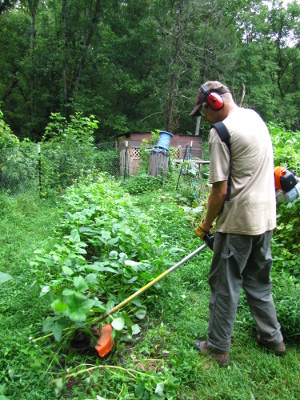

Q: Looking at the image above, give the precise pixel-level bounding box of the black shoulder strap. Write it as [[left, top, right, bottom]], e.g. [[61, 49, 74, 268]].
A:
[[212, 122, 232, 201], [213, 122, 230, 149]]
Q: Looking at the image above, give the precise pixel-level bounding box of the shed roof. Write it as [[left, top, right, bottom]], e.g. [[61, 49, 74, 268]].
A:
[[114, 131, 201, 138]]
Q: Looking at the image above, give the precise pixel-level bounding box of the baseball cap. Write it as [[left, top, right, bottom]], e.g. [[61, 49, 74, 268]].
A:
[[190, 81, 231, 117]]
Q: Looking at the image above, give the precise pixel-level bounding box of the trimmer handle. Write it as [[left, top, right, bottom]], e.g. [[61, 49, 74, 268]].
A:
[[204, 234, 214, 250]]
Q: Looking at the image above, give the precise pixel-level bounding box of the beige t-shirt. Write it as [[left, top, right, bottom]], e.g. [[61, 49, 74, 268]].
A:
[[208, 108, 276, 235]]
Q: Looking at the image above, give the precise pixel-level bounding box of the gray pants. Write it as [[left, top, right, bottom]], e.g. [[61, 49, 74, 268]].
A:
[[207, 231, 283, 353]]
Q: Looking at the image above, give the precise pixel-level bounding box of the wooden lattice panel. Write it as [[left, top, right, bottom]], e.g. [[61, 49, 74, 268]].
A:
[[130, 147, 141, 159], [173, 146, 181, 159]]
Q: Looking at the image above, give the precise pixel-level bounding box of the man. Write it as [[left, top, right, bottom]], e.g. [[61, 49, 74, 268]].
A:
[[190, 81, 285, 367]]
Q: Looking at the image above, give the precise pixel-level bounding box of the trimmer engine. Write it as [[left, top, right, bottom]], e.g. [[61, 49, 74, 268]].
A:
[[274, 166, 300, 203]]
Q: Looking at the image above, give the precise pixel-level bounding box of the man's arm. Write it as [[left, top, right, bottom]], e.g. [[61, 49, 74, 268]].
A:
[[202, 180, 228, 231]]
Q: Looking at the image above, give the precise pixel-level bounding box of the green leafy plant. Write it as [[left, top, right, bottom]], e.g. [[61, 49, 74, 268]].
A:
[[122, 173, 163, 195], [33, 173, 164, 344], [138, 130, 162, 172], [0, 109, 19, 149]]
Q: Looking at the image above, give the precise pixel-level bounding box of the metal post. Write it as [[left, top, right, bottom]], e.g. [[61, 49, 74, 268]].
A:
[[37, 143, 42, 198], [124, 141, 128, 180]]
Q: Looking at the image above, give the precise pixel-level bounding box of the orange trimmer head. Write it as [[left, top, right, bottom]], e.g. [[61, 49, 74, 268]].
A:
[[93, 242, 209, 358], [95, 324, 114, 357]]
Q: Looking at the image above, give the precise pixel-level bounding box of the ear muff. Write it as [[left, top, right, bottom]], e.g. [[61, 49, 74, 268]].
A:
[[201, 84, 224, 111]]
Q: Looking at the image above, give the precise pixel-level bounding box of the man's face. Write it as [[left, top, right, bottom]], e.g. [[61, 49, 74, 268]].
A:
[[200, 102, 217, 124]]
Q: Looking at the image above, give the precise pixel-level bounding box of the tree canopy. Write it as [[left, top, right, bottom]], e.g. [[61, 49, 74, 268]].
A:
[[0, 0, 299, 140]]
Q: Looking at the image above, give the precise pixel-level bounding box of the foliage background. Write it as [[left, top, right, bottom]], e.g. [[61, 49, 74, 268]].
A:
[[0, 0, 299, 141]]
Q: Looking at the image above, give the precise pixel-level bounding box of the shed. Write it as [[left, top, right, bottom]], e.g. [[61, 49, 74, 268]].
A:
[[115, 132, 204, 176]]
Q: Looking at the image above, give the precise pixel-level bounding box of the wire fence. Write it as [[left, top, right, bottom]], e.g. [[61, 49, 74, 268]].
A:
[[0, 143, 40, 194], [0, 142, 121, 195], [1, 141, 209, 202], [95, 142, 121, 177]]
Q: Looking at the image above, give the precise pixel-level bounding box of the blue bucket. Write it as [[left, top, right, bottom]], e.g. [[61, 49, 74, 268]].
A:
[[156, 131, 173, 151]]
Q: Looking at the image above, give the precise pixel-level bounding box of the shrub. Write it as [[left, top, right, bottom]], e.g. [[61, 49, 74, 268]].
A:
[[41, 112, 99, 193], [269, 123, 300, 274], [0, 109, 19, 149], [269, 123, 300, 170], [268, 123, 300, 340], [1, 111, 38, 193]]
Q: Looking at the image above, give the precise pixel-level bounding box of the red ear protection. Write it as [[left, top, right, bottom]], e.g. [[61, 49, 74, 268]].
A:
[[201, 84, 224, 111]]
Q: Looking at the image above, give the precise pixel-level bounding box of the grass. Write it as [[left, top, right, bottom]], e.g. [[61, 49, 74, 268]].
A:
[[148, 272, 300, 400], [0, 188, 299, 399], [0, 191, 61, 398]]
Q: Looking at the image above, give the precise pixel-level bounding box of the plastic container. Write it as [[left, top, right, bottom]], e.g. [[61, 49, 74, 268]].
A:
[[156, 131, 173, 151]]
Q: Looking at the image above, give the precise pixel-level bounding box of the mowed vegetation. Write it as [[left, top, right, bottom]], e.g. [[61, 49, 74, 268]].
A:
[[0, 123, 299, 399]]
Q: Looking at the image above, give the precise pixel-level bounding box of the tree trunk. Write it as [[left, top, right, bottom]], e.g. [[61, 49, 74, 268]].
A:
[[62, 0, 68, 111], [73, 0, 101, 94], [194, 116, 201, 136], [148, 151, 170, 177], [200, 20, 209, 83], [28, 0, 39, 121], [165, 0, 184, 132]]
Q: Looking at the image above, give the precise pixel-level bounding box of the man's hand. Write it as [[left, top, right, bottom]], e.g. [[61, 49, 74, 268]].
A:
[[195, 220, 211, 240]]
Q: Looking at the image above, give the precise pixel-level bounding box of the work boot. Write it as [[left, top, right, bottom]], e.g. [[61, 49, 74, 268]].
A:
[[257, 335, 286, 356], [195, 340, 229, 367]]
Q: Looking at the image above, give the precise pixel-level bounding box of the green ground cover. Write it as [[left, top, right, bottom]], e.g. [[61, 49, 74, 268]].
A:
[[0, 178, 299, 399]]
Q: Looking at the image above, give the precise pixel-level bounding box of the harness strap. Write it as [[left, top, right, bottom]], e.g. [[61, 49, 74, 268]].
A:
[[213, 122, 232, 201]]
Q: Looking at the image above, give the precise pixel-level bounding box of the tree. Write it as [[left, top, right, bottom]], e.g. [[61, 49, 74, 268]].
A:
[[27, 0, 40, 121], [0, 0, 18, 15], [233, 0, 300, 129], [0, 0, 299, 140]]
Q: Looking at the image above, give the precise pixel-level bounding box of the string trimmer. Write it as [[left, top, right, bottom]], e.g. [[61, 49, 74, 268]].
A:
[[94, 235, 214, 357]]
